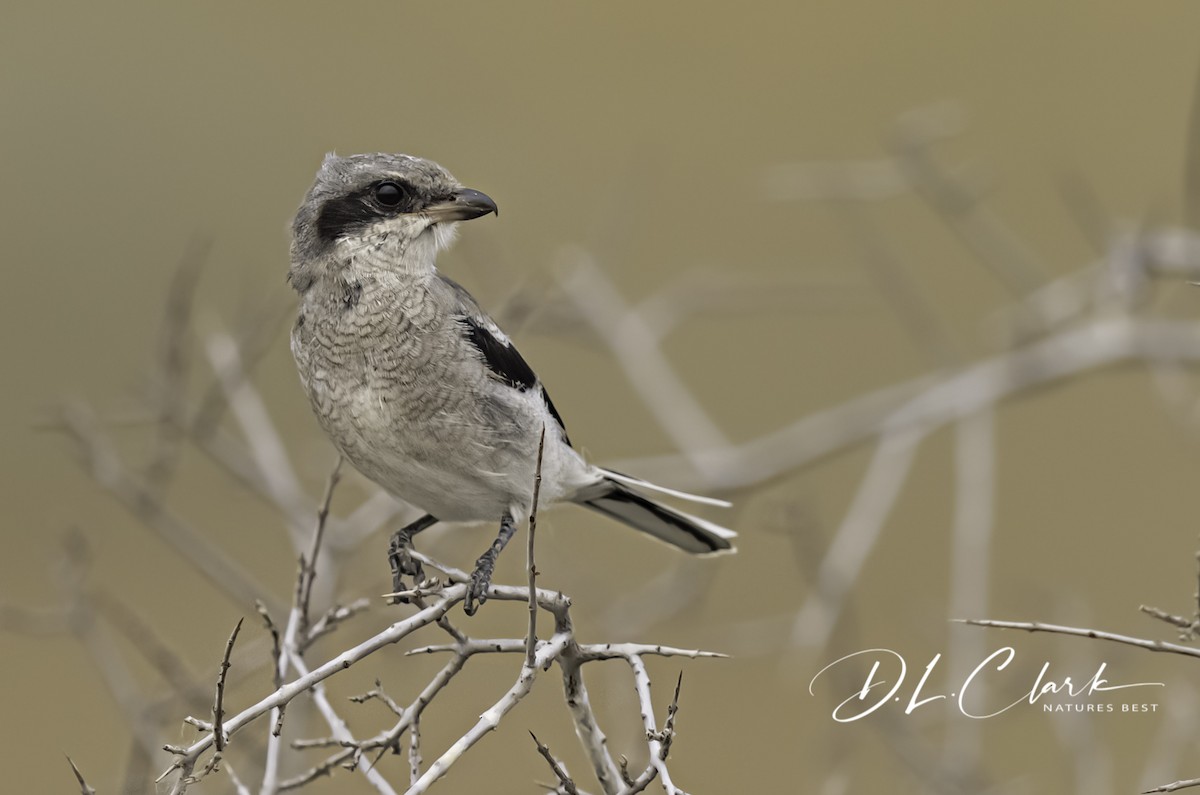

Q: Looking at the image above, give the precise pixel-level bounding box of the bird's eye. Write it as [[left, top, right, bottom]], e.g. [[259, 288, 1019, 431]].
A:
[[374, 181, 405, 207]]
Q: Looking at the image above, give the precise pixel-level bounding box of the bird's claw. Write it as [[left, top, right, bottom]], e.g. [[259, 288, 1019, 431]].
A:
[[464, 557, 496, 616], [387, 533, 425, 604], [463, 513, 516, 616]]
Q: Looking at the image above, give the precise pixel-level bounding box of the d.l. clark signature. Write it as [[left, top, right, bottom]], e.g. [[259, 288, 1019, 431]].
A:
[[809, 647, 1163, 722]]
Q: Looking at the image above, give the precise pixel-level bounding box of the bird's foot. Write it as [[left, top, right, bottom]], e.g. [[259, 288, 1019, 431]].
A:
[[387, 538, 423, 604], [464, 554, 496, 616], [463, 513, 518, 616], [387, 515, 438, 604]]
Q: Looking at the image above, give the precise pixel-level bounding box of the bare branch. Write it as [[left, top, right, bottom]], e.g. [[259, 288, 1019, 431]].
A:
[[1145, 777, 1200, 794], [531, 731, 579, 795], [406, 632, 573, 794], [958, 618, 1200, 659], [163, 596, 459, 788], [409, 715, 422, 786], [626, 655, 680, 795], [1140, 604, 1199, 637], [560, 658, 622, 795], [348, 682, 403, 720], [212, 617, 244, 754], [298, 457, 343, 635], [67, 756, 97, 795], [255, 600, 282, 688], [306, 598, 371, 648], [285, 650, 399, 795], [527, 425, 546, 670]]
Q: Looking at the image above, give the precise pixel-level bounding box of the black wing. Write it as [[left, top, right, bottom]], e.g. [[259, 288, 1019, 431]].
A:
[[459, 316, 536, 391], [452, 297, 573, 448], [539, 386, 570, 447]]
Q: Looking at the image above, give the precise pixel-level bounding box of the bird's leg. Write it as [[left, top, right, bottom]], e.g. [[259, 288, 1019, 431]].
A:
[[388, 513, 439, 602], [464, 512, 517, 616]]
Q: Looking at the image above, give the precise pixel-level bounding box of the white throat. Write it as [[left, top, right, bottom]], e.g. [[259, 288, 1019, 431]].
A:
[[337, 219, 459, 279]]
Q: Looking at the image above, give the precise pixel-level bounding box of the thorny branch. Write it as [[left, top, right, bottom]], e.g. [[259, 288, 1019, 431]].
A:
[[67, 756, 97, 795], [531, 731, 579, 795], [156, 547, 720, 794], [297, 456, 343, 639], [527, 425, 546, 670], [213, 618, 244, 754]]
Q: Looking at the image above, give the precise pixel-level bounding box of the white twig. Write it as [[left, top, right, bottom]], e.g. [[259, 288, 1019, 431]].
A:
[[298, 457, 343, 636], [287, 650, 399, 795], [165, 596, 459, 790], [409, 715, 422, 786], [211, 617, 244, 756], [1145, 778, 1200, 794], [406, 632, 573, 794], [626, 655, 679, 795], [527, 426, 546, 670], [531, 731, 579, 795], [408, 639, 724, 661], [67, 756, 97, 795], [958, 618, 1200, 659], [561, 661, 623, 795]]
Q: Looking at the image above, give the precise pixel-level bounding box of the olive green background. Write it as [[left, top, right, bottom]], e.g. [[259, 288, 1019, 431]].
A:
[[5, 2, 1200, 793]]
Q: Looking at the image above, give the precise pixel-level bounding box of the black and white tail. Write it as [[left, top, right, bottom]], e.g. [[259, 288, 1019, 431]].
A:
[[577, 470, 736, 555]]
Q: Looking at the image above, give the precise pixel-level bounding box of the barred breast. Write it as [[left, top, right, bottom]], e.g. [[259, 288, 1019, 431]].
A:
[[291, 271, 528, 521]]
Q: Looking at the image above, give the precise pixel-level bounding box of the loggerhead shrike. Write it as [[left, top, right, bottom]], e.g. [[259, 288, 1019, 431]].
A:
[[288, 153, 735, 613]]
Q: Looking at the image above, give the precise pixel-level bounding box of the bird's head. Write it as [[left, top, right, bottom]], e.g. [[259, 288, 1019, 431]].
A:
[[288, 152, 497, 291]]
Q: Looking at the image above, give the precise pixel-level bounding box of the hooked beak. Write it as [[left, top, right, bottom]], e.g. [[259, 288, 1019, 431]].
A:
[[423, 188, 498, 223]]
